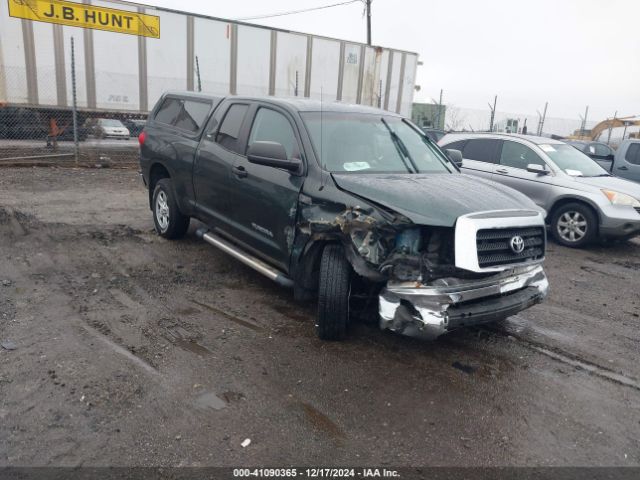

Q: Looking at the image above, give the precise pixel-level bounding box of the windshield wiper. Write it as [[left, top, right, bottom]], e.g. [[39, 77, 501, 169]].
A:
[[380, 117, 418, 173]]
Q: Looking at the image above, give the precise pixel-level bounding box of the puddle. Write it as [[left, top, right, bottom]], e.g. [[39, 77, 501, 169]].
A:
[[175, 306, 201, 316], [173, 338, 212, 356], [452, 361, 476, 375], [165, 326, 212, 356], [191, 299, 263, 332], [194, 391, 226, 411], [301, 402, 345, 439]]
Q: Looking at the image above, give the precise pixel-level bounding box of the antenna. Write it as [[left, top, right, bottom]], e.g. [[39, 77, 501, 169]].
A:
[[319, 86, 326, 190]]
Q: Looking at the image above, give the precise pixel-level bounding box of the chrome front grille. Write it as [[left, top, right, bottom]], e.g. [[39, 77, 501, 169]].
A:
[[476, 227, 545, 268]]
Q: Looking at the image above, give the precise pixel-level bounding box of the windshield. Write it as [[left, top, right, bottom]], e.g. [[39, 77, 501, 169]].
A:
[[99, 119, 124, 127], [541, 143, 609, 177], [301, 112, 453, 174]]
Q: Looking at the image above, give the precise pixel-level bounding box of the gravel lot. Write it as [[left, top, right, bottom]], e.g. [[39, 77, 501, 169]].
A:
[[0, 167, 639, 467]]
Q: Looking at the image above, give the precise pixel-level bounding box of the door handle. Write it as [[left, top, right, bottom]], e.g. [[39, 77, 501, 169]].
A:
[[495, 168, 509, 174], [618, 166, 629, 171], [232, 165, 248, 178]]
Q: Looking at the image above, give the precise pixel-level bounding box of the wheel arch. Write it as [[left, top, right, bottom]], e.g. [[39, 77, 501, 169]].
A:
[[548, 196, 601, 223], [148, 162, 172, 209]]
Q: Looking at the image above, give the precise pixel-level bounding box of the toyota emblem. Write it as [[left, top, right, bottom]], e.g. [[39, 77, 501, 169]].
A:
[[510, 235, 525, 254]]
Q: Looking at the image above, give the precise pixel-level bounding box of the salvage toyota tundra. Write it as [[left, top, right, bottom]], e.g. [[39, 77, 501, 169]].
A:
[[139, 92, 549, 340]]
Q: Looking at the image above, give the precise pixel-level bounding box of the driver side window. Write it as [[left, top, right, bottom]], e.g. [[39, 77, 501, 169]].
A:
[[500, 141, 544, 170], [248, 108, 299, 159]]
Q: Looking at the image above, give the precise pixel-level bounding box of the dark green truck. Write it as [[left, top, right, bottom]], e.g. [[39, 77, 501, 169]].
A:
[[139, 92, 549, 341]]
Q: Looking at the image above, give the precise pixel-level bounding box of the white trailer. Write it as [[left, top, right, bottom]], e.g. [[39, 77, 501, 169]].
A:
[[0, 0, 418, 116]]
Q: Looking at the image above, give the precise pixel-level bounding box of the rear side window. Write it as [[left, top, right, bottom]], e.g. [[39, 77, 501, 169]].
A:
[[248, 108, 299, 159], [444, 140, 466, 151], [216, 104, 249, 153], [154, 97, 211, 133], [625, 143, 640, 165], [173, 100, 211, 132], [154, 98, 182, 125], [462, 139, 499, 163]]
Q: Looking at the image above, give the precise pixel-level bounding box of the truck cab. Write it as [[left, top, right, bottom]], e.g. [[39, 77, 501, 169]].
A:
[[611, 140, 640, 183]]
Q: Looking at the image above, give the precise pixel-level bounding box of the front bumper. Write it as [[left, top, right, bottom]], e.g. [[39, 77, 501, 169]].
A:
[[379, 264, 548, 340], [598, 204, 640, 238]]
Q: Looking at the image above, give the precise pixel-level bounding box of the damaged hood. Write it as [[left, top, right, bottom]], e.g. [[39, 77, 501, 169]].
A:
[[332, 173, 540, 227]]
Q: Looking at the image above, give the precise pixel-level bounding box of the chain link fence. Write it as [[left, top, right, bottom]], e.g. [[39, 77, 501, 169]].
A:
[[0, 39, 142, 168]]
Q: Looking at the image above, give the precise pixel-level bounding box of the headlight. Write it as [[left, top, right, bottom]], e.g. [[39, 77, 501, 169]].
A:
[[601, 189, 640, 207]]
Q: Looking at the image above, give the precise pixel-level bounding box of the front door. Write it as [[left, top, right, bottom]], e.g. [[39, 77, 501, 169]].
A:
[[227, 105, 305, 272], [616, 143, 640, 183], [493, 140, 552, 208]]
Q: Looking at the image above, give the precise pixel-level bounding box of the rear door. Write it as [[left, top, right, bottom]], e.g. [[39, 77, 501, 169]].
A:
[[459, 138, 502, 180], [615, 142, 640, 183], [227, 104, 306, 272], [494, 140, 552, 208], [193, 102, 251, 231]]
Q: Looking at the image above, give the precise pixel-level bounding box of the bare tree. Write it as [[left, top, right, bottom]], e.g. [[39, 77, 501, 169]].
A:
[[445, 105, 466, 132]]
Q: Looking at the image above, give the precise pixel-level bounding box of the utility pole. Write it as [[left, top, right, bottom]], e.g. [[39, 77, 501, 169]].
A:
[[71, 37, 79, 164], [366, 0, 372, 46], [537, 102, 548, 136], [436, 89, 443, 129], [606, 111, 617, 145], [579, 105, 589, 137], [195, 55, 202, 92], [488, 95, 497, 132]]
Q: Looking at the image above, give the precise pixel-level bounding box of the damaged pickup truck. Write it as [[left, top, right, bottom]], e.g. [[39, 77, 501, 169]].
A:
[[139, 92, 549, 340]]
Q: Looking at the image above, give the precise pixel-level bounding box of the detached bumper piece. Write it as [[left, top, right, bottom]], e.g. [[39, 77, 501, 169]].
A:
[[379, 264, 548, 340]]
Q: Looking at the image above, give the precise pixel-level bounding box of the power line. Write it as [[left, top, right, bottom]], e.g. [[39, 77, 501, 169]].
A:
[[236, 0, 362, 21]]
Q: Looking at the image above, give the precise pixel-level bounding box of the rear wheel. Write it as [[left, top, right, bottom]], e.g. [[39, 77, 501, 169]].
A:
[[316, 245, 351, 340], [550, 202, 597, 248], [152, 178, 190, 239]]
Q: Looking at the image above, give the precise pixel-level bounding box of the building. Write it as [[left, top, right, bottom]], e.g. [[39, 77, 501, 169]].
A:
[[412, 102, 446, 130]]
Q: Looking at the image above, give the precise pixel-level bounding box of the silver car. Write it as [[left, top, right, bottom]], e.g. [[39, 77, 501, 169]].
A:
[[439, 133, 640, 247]]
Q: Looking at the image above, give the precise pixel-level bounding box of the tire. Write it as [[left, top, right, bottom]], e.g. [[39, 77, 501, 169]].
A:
[[152, 178, 190, 239], [550, 202, 597, 248], [316, 244, 351, 340]]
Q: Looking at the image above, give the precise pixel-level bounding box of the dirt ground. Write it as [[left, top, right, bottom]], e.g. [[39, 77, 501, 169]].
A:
[[0, 167, 639, 467]]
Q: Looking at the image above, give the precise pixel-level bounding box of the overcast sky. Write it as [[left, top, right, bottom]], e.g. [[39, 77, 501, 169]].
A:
[[149, 0, 639, 122]]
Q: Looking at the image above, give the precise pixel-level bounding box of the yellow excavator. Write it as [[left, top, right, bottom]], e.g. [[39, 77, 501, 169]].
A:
[[567, 115, 640, 141]]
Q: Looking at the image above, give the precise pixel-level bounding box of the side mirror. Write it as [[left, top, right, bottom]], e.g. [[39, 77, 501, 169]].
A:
[[527, 163, 549, 175], [445, 149, 463, 168], [606, 153, 615, 161], [247, 141, 301, 173]]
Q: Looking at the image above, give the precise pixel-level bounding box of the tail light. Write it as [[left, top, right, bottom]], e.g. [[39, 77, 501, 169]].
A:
[[138, 131, 146, 146]]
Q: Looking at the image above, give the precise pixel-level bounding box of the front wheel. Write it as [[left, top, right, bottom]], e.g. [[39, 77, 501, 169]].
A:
[[550, 202, 597, 248], [316, 245, 351, 340], [152, 178, 190, 239]]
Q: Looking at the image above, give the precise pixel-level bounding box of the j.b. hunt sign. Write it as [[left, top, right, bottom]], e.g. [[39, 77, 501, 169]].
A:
[[8, 0, 160, 38]]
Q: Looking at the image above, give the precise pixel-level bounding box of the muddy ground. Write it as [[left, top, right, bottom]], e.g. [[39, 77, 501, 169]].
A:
[[0, 167, 639, 467]]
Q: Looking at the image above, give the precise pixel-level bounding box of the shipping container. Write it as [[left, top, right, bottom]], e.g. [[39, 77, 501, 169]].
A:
[[0, 0, 418, 116]]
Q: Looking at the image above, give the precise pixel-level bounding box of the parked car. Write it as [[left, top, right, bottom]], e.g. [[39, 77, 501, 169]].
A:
[[86, 118, 130, 139], [122, 119, 147, 137], [0, 107, 48, 139], [565, 140, 615, 170], [610, 139, 640, 183], [421, 127, 446, 143], [439, 133, 640, 247], [139, 92, 549, 341]]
